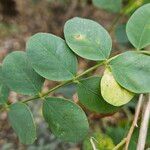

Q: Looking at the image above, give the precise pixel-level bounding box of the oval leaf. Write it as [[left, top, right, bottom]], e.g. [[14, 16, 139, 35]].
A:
[[64, 17, 112, 60], [101, 69, 134, 106], [43, 97, 89, 142], [92, 0, 122, 13], [26, 33, 77, 81], [77, 76, 120, 113], [8, 102, 36, 144], [0, 65, 9, 105], [109, 51, 150, 93], [2, 51, 44, 95], [126, 3, 150, 49]]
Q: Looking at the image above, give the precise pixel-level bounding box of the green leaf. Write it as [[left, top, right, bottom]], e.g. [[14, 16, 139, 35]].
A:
[[26, 33, 77, 81], [8, 102, 36, 144], [64, 17, 112, 61], [106, 121, 150, 150], [126, 3, 150, 49], [92, 0, 122, 13], [109, 51, 150, 93], [101, 69, 134, 106], [0, 66, 9, 105], [43, 97, 89, 142], [144, 0, 150, 4], [2, 51, 44, 95], [106, 126, 126, 145], [83, 131, 115, 150], [77, 76, 120, 113]]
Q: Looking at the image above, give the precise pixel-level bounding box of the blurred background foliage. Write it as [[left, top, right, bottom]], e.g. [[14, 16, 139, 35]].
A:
[[0, 0, 150, 149]]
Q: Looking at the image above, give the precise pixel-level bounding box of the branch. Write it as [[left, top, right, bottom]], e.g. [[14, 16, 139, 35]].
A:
[[113, 138, 126, 150], [136, 94, 150, 150], [108, 94, 144, 150], [90, 137, 97, 150], [108, 0, 141, 33], [21, 62, 104, 103], [125, 94, 144, 150]]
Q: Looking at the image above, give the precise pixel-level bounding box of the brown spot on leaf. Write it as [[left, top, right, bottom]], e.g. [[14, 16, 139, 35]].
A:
[[74, 34, 85, 40]]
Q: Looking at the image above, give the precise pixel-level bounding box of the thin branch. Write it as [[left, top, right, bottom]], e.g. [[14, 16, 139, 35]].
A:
[[21, 62, 104, 103], [108, 0, 141, 33], [110, 94, 144, 150], [113, 138, 126, 150], [90, 137, 98, 150], [125, 94, 144, 150], [107, 0, 129, 33], [136, 94, 150, 150]]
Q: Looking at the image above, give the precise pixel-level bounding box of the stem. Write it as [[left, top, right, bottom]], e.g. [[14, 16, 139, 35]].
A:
[[22, 95, 39, 103], [136, 94, 150, 150], [108, 0, 141, 33], [107, 0, 129, 33], [22, 62, 104, 103], [140, 50, 150, 55], [113, 94, 144, 150], [41, 80, 72, 98], [90, 137, 97, 150], [125, 94, 144, 150], [113, 138, 126, 150], [75, 63, 103, 79]]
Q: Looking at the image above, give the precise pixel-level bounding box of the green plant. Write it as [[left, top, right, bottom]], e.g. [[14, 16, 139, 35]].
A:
[[83, 130, 115, 150], [92, 0, 149, 14], [0, 3, 150, 149], [92, 0, 122, 13]]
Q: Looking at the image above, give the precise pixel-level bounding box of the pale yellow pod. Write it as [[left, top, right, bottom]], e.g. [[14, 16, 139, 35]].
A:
[[100, 68, 134, 106]]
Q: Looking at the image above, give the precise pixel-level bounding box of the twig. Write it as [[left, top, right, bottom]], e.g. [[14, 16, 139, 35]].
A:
[[111, 94, 144, 150], [136, 94, 150, 150], [125, 94, 144, 150], [90, 137, 97, 150], [113, 138, 126, 150], [21, 62, 104, 103], [108, 0, 141, 33]]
